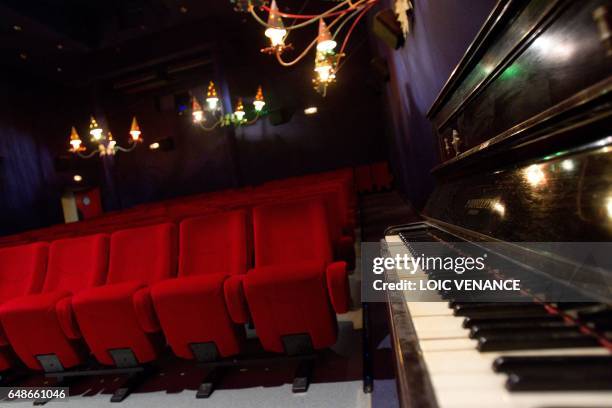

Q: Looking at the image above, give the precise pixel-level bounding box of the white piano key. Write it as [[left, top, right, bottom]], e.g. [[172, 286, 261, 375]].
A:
[[422, 347, 611, 375], [419, 338, 477, 352], [407, 302, 453, 317], [434, 385, 612, 408], [412, 315, 468, 339]]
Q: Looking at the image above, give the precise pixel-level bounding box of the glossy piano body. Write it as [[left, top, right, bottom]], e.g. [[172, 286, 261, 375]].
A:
[[383, 0, 612, 406]]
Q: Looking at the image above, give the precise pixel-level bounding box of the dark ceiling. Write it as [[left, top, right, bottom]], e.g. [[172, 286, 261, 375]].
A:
[[0, 0, 376, 101]]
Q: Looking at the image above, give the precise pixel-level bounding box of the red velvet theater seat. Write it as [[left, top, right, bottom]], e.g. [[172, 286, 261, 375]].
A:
[[0, 234, 108, 371], [151, 210, 249, 361], [72, 223, 177, 366], [0, 243, 48, 371], [243, 199, 350, 354]]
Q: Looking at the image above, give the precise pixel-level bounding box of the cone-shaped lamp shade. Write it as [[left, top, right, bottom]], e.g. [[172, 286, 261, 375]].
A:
[[206, 81, 219, 110], [316, 19, 336, 52], [253, 86, 266, 112], [129, 116, 142, 141], [265, 0, 286, 47]]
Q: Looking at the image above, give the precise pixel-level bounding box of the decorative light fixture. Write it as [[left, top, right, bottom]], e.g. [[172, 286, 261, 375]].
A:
[[234, 98, 246, 122], [190, 81, 268, 131], [205, 81, 219, 111], [262, 0, 289, 53], [253, 86, 266, 112], [243, 0, 381, 95], [68, 116, 143, 158]]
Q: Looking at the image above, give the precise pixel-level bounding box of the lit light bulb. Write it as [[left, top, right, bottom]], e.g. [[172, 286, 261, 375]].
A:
[[73, 174, 82, 182], [315, 64, 333, 82], [253, 100, 265, 112], [149, 142, 160, 150], [317, 39, 337, 52], [206, 97, 218, 111], [192, 109, 204, 123], [70, 139, 82, 151], [265, 27, 287, 47]]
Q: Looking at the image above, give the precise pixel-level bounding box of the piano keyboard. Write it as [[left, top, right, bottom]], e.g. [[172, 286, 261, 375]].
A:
[[384, 233, 612, 408]]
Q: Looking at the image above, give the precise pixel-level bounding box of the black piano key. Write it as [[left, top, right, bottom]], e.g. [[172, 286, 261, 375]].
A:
[[462, 314, 563, 329], [470, 324, 579, 339], [577, 307, 612, 330], [477, 331, 600, 352], [454, 304, 549, 318], [552, 302, 600, 311], [506, 371, 612, 391], [469, 319, 570, 334], [493, 355, 612, 374]]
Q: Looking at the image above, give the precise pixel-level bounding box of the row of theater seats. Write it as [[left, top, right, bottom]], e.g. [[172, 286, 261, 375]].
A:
[[0, 170, 356, 396], [0, 167, 358, 251]]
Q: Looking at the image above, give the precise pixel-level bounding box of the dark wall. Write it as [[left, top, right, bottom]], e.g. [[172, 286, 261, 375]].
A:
[[378, 0, 496, 209], [0, 72, 65, 235]]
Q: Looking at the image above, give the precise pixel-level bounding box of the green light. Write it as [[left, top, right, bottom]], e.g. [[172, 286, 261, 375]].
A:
[[500, 64, 520, 80]]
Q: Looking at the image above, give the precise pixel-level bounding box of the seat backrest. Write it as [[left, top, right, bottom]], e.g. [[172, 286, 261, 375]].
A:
[[43, 234, 109, 293], [107, 223, 177, 285], [0, 242, 48, 303], [253, 199, 332, 267], [179, 210, 249, 277]]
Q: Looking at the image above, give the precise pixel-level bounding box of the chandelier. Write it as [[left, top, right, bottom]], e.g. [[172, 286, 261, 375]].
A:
[[68, 116, 143, 158], [237, 0, 379, 96], [190, 81, 267, 131]]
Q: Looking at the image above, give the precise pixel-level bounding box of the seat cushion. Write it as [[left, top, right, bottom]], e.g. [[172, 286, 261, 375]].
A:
[[244, 260, 338, 353], [152, 274, 244, 359], [0, 291, 87, 370], [72, 281, 162, 365]]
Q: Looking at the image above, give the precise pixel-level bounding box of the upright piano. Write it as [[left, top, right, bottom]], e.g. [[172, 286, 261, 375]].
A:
[[383, 0, 612, 406]]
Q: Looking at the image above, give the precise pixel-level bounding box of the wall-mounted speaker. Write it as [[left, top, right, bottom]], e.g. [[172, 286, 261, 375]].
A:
[[373, 9, 405, 50]]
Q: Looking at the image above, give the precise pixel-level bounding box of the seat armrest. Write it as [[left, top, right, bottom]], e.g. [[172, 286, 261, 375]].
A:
[[56, 297, 82, 340], [326, 261, 350, 314], [133, 287, 161, 333], [224, 275, 250, 324]]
